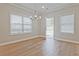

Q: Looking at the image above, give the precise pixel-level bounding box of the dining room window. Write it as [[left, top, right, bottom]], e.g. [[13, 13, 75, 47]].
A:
[[60, 14, 74, 34], [10, 14, 32, 34], [23, 17, 32, 33]]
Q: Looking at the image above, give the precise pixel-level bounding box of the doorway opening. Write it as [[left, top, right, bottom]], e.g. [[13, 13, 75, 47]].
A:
[[46, 17, 54, 39]]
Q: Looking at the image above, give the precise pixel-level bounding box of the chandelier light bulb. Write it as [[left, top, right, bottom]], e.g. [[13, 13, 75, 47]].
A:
[[39, 16, 42, 19], [34, 15, 37, 17], [42, 5, 45, 8]]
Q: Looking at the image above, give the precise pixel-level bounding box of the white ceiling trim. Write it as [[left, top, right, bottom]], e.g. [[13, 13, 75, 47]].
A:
[[8, 3, 79, 16], [8, 3, 34, 14]]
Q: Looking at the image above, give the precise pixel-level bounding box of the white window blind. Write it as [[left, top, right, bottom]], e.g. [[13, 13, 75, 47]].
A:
[[23, 17, 32, 33], [10, 14, 32, 34], [10, 14, 22, 34], [60, 14, 74, 33]]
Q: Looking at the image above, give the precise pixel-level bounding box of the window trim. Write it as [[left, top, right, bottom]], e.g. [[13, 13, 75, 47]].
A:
[[60, 14, 74, 34], [10, 14, 32, 35]]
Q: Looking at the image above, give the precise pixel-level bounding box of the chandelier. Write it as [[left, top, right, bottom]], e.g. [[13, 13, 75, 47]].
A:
[[30, 10, 42, 20]]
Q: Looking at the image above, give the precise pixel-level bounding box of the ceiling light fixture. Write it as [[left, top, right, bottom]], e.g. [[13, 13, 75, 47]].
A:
[[31, 10, 42, 20]]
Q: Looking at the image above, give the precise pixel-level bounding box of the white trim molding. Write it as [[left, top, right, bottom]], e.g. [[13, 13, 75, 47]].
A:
[[0, 35, 45, 46], [8, 4, 33, 14], [55, 37, 79, 44]]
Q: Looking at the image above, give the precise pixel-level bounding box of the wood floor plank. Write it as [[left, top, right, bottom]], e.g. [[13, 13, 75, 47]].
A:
[[0, 37, 79, 56]]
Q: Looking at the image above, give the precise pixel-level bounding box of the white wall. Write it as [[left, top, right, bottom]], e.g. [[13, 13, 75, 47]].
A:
[[40, 16, 46, 37], [1, 3, 79, 44], [0, 4, 43, 44]]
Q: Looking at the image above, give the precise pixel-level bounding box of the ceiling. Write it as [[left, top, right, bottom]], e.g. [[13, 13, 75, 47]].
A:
[[14, 3, 78, 15]]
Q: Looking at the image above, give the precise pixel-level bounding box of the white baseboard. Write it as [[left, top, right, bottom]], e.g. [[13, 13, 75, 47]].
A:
[[0, 35, 44, 46], [55, 37, 79, 44], [39, 35, 46, 38]]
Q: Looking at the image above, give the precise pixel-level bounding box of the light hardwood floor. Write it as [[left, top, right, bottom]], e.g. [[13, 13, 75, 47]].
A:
[[0, 37, 79, 56]]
